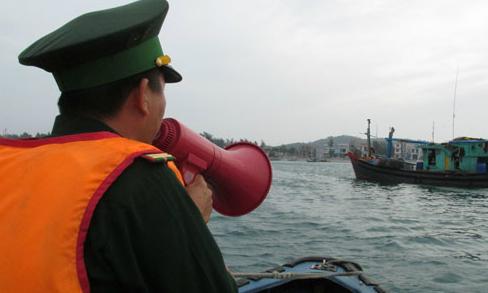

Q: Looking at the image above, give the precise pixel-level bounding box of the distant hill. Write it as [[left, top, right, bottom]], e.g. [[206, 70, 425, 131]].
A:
[[264, 135, 389, 161], [275, 135, 367, 149], [313, 135, 366, 147]]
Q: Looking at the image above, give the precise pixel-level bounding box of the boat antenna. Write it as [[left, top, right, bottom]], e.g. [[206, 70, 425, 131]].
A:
[[452, 66, 459, 139], [432, 121, 435, 143], [366, 119, 372, 157]]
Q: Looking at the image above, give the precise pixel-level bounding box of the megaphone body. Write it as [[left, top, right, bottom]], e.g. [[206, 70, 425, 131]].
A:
[[153, 118, 272, 216]]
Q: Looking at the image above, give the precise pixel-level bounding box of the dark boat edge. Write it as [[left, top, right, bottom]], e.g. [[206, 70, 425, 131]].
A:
[[346, 152, 488, 188]]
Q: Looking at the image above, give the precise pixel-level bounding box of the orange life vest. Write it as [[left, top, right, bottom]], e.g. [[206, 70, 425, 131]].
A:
[[0, 132, 183, 293]]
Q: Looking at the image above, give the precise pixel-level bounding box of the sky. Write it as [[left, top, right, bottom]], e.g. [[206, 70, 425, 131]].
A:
[[1, 0, 488, 146]]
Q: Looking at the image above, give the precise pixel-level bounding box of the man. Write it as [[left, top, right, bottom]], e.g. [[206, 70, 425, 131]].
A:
[[0, 0, 237, 292]]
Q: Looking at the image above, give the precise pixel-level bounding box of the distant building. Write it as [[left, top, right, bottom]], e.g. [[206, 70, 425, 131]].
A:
[[392, 141, 423, 161], [358, 142, 422, 161], [358, 144, 369, 157], [314, 147, 327, 161], [324, 143, 351, 157]]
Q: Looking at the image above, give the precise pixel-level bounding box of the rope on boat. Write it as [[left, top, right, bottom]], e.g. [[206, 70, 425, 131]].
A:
[[231, 270, 362, 280]]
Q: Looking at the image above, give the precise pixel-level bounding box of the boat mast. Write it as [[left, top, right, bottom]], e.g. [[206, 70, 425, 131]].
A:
[[432, 121, 435, 143], [367, 119, 372, 157], [452, 67, 459, 139]]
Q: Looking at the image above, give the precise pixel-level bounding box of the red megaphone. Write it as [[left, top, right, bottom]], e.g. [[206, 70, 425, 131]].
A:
[[153, 118, 272, 217]]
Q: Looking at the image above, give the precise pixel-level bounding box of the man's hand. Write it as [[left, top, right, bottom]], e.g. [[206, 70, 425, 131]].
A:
[[185, 175, 213, 223]]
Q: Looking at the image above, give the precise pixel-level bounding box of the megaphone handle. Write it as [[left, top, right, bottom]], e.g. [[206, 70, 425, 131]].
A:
[[179, 153, 209, 185]]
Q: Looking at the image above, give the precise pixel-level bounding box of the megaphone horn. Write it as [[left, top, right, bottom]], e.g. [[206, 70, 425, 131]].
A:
[[154, 118, 273, 217]]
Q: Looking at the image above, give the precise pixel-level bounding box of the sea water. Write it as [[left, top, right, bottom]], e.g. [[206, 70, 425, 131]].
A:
[[209, 161, 488, 293]]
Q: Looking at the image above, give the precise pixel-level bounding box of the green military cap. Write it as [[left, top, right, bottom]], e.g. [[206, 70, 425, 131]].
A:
[[18, 0, 182, 92]]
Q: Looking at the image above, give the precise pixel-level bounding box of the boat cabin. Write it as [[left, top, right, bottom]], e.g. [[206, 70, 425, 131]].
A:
[[420, 138, 488, 173]]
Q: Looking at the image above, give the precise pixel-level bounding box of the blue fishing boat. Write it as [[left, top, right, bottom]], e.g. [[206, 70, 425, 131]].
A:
[[235, 256, 386, 293]]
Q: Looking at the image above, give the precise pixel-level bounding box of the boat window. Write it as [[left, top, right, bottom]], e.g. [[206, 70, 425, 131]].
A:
[[478, 157, 488, 164], [451, 148, 461, 170], [428, 150, 436, 165]]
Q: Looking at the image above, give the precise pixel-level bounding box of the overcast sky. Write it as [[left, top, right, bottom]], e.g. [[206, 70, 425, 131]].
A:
[[1, 0, 488, 145]]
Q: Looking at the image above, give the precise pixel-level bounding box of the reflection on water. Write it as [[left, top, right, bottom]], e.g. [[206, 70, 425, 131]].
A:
[[209, 161, 488, 293]]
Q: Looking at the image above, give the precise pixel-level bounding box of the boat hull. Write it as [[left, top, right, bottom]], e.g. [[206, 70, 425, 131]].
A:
[[347, 153, 488, 188]]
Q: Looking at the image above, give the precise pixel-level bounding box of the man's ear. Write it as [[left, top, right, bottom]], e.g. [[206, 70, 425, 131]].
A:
[[131, 78, 151, 116]]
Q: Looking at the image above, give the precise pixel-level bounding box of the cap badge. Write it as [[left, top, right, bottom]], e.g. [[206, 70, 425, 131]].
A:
[[155, 55, 171, 67]]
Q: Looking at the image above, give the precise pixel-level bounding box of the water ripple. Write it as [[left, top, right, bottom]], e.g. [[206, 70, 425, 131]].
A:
[[209, 161, 488, 293]]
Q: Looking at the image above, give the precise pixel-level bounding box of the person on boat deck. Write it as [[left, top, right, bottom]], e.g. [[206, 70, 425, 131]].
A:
[[0, 0, 237, 292]]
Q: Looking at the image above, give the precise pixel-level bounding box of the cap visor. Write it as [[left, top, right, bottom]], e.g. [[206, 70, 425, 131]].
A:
[[160, 65, 182, 83]]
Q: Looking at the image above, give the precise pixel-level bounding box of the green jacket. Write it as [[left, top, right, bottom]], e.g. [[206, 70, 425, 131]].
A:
[[52, 115, 237, 293]]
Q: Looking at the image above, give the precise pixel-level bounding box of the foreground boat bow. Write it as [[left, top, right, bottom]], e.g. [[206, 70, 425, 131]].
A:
[[235, 256, 385, 293]]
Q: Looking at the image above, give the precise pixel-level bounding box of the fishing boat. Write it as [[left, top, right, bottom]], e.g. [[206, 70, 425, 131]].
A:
[[347, 121, 488, 188], [234, 256, 386, 293]]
